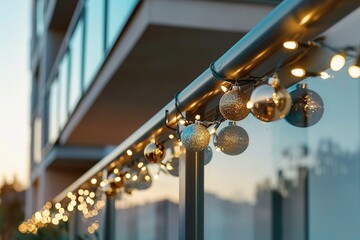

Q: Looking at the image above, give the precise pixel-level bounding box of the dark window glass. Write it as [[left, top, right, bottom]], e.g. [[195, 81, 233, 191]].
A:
[[69, 19, 84, 114], [106, 0, 139, 49], [84, 0, 105, 90]]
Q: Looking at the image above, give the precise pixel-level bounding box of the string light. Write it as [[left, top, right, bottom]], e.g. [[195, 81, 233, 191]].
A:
[[126, 149, 133, 156], [330, 52, 346, 71], [283, 40, 299, 50], [291, 68, 307, 77]]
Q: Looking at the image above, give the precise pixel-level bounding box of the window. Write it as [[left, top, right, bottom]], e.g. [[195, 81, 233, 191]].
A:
[[106, 0, 139, 49], [69, 19, 84, 113], [204, 63, 360, 239], [35, 0, 44, 38], [59, 52, 70, 130], [84, 0, 105, 90], [48, 78, 59, 144]]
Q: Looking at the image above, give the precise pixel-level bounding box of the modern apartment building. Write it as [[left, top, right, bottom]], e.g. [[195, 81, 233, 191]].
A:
[[26, 0, 360, 239]]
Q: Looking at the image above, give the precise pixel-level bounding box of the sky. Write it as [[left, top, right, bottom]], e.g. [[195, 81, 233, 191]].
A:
[[0, 1, 31, 187]]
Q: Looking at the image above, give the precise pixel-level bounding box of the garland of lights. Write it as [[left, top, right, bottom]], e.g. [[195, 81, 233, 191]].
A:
[[20, 38, 360, 236]]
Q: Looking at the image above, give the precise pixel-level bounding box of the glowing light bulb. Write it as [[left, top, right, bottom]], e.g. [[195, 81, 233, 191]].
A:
[[179, 119, 186, 125], [55, 203, 61, 209], [221, 86, 228, 92], [209, 128, 217, 135], [178, 141, 183, 147], [283, 41, 298, 50], [137, 162, 144, 168], [330, 53, 346, 71], [291, 68, 306, 77], [320, 71, 331, 80], [132, 175, 138, 181], [115, 176, 121, 182], [169, 134, 175, 139], [125, 173, 131, 179], [91, 178, 97, 185], [246, 101, 253, 109], [126, 150, 133, 156], [348, 65, 360, 78], [195, 115, 201, 120], [113, 168, 119, 174]]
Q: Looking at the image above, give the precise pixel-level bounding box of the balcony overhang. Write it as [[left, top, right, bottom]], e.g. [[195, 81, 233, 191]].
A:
[[59, 1, 274, 146]]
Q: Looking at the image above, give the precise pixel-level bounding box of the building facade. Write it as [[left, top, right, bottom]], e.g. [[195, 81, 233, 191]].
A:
[[26, 0, 360, 239]]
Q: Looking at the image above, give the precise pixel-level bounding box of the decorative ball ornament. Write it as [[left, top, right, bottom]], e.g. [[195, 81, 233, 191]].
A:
[[249, 75, 291, 122], [219, 85, 250, 121], [204, 146, 213, 165], [108, 173, 123, 189], [213, 122, 249, 155], [144, 142, 166, 164], [166, 157, 180, 177], [181, 122, 210, 152], [285, 83, 324, 127]]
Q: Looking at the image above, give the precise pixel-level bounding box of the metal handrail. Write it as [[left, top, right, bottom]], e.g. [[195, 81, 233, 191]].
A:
[[54, 0, 360, 202]]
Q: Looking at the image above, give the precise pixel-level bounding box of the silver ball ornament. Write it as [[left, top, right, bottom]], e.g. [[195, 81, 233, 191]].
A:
[[213, 122, 249, 156], [144, 142, 166, 164], [219, 86, 250, 121], [181, 123, 210, 152], [249, 76, 291, 122], [285, 83, 324, 127]]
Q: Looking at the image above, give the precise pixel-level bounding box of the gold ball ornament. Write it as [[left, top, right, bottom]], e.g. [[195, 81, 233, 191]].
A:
[[181, 123, 210, 152], [108, 173, 123, 189], [285, 83, 324, 127], [213, 122, 249, 156], [219, 86, 250, 121], [144, 142, 166, 164], [249, 75, 291, 122]]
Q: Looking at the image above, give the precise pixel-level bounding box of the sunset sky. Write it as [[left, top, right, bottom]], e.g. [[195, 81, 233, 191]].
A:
[[0, 1, 31, 187]]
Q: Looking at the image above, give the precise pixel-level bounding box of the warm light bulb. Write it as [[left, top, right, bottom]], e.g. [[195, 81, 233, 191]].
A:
[[348, 65, 360, 78], [283, 41, 298, 50], [221, 86, 228, 92], [99, 181, 106, 188], [246, 101, 253, 109], [126, 149, 133, 156], [209, 128, 217, 135], [132, 175, 138, 181], [195, 115, 201, 120], [115, 176, 121, 182], [137, 162, 144, 168], [91, 178, 97, 185], [179, 119, 186, 125], [113, 168, 119, 174], [55, 203, 61, 209], [320, 71, 331, 80], [178, 141, 183, 146], [330, 53, 346, 71], [125, 173, 131, 179], [291, 68, 306, 77], [169, 134, 175, 139]]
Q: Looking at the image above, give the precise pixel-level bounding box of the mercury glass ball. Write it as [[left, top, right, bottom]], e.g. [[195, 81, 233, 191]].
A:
[[181, 123, 210, 152], [204, 146, 213, 165], [213, 123, 249, 156], [135, 169, 152, 190], [108, 173, 123, 189], [285, 83, 324, 127], [166, 157, 180, 177], [144, 142, 166, 164], [249, 77, 291, 122], [219, 86, 250, 121]]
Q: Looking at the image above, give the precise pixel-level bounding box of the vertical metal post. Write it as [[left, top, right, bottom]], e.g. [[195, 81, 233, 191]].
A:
[[104, 197, 115, 240], [179, 113, 204, 240]]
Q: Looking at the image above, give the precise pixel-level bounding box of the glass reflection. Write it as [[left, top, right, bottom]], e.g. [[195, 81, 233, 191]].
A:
[[107, 0, 139, 49], [48, 78, 59, 144], [205, 62, 360, 240], [58, 53, 69, 129], [84, 0, 105, 91], [69, 19, 84, 113], [113, 149, 179, 240]]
